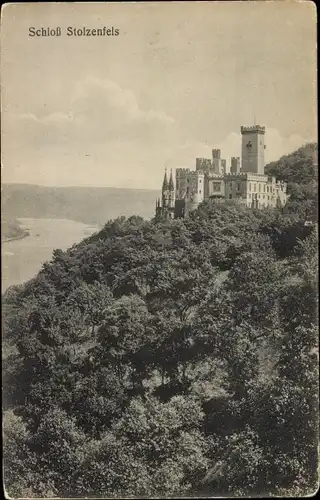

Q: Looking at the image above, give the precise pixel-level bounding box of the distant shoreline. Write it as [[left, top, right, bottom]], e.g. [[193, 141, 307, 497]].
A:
[[2, 232, 30, 244]]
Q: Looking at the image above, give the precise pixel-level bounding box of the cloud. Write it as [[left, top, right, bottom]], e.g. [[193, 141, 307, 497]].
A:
[[2, 77, 314, 188], [69, 76, 176, 143], [4, 76, 176, 146]]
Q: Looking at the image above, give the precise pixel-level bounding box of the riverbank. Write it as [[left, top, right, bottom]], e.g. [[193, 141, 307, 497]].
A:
[[2, 231, 30, 244], [2, 218, 98, 292]]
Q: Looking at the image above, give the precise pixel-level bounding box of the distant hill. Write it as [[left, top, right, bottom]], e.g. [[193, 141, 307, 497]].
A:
[[1, 184, 161, 226], [2, 143, 317, 227]]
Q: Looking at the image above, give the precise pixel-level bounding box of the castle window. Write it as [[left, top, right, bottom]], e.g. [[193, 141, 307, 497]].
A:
[[249, 183, 252, 191], [237, 183, 241, 191], [264, 185, 266, 192], [254, 184, 256, 191], [258, 184, 261, 192], [199, 190, 202, 194], [248, 193, 251, 198], [213, 182, 221, 191], [229, 194, 232, 199]]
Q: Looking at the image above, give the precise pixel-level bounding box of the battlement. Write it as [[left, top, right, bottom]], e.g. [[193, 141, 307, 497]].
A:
[[176, 168, 204, 177], [176, 168, 191, 174], [241, 125, 265, 134], [196, 157, 211, 164], [212, 149, 221, 158], [225, 172, 248, 177], [231, 157, 240, 161], [188, 170, 205, 177]]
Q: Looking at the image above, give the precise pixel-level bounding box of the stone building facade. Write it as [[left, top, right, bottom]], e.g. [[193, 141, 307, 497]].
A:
[[155, 125, 288, 220]]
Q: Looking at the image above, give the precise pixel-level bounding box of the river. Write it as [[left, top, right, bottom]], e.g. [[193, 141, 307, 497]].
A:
[[2, 218, 98, 293]]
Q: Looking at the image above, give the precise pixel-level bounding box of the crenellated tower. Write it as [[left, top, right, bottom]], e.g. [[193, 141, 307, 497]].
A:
[[231, 157, 241, 174], [241, 125, 266, 174], [155, 123, 287, 220]]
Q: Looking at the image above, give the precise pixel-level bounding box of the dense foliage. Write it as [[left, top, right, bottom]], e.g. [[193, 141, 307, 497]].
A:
[[265, 143, 318, 207], [3, 145, 318, 497]]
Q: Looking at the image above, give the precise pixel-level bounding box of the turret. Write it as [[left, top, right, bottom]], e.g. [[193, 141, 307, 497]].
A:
[[168, 169, 175, 208], [162, 168, 169, 208], [162, 168, 168, 191], [168, 169, 174, 191], [231, 157, 241, 174]]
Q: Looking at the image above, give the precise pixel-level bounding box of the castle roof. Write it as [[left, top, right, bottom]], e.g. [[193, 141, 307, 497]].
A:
[[162, 169, 168, 191], [168, 169, 174, 190]]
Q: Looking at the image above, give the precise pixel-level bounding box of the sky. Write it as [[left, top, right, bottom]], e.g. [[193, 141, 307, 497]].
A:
[[1, 1, 317, 189]]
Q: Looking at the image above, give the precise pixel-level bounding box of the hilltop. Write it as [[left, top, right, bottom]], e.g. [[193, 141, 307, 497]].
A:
[[2, 144, 318, 498], [265, 142, 318, 187]]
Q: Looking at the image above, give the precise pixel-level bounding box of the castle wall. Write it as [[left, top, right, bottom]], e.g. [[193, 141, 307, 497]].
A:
[[176, 168, 190, 199], [207, 174, 225, 198], [176, 168, 204, 203], [220, 173, 287, 209], [196, 158, 212, 174]]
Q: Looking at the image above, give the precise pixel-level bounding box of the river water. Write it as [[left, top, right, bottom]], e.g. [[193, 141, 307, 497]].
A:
[[2, 218, 98, 293]]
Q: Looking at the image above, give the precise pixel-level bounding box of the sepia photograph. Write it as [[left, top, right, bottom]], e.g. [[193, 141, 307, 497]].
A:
[[1, 1, 318, 498]]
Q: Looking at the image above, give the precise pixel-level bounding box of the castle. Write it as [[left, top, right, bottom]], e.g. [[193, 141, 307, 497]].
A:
[[155, 125, 288, 220]]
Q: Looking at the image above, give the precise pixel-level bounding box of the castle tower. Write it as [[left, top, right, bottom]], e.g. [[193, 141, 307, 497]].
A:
[[241, 125, 265, 175], [212, 149, 221, 174], [230, 157, 241, 174]]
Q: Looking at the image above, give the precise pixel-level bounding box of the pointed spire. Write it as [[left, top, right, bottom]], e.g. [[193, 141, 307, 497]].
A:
[[162, 168, 168, 192], [168, 169, 174, 191]]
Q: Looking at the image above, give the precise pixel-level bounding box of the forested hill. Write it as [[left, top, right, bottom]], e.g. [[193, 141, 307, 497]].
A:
[[2, 145, 318, 498], [2, 184, 160, 226], [265, 142, 318, 190]]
